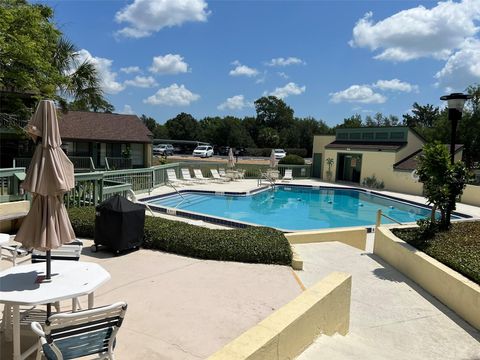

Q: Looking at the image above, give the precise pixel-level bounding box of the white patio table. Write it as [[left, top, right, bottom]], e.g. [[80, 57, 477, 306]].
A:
[[0, 260, 110, 360]]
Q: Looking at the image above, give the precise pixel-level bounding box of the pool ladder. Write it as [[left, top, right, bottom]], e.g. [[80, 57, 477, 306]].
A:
[[166, 181, 188, 208]]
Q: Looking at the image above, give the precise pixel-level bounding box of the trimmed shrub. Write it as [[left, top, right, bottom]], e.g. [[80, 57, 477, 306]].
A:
[[68, 207, 96, 238], [392, 221, 480, 285], [68, 206, 292, 265], [245, 148, 307, 158], [362, 175, 384, 189], [285, 148, 308, 157], [279, 154, 305, 165], [245, 148, 272, 157]]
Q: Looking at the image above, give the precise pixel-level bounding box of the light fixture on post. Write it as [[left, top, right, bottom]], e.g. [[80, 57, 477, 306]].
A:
[[440, 92, 472, 164]]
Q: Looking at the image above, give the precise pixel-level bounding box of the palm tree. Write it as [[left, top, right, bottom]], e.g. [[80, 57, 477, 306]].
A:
[[54, 37, 114, 112]]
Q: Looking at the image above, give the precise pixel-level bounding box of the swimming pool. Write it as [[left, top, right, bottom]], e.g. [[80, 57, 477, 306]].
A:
[[146, 185, 462, 231]]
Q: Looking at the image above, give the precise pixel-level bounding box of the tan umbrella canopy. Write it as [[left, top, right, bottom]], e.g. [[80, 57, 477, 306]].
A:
[[15, 100, 75, 283], [269, 149, 277, 168], [227, 148, 235, 169]]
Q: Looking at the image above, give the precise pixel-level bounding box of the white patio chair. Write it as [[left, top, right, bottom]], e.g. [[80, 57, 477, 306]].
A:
[[180, 168, 197, 185], [218, 168, 228, 177], [282, 169, 293, 182], [31, 302, 128, 360], [166, 169, 184, 186], [210, 169, 229, 183], [193, 169, 210, 183]]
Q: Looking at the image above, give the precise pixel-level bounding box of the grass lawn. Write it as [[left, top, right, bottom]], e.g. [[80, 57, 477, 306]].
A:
[[392, 221, 480, 285]]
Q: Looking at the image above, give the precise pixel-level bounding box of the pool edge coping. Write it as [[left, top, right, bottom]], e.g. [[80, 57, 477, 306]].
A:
[[140, 184, 472, 232]]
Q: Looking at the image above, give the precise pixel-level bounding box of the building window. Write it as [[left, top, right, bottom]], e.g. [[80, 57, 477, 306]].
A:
[[375, 132, 388, 140], [390, 132, 405, 140], [362, 132, 374, 140]]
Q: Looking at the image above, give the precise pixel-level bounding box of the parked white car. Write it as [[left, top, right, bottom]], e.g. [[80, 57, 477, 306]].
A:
[[193, 145, 214, 158], [153, 144, 174, 156], [274, 149, 287, 159]]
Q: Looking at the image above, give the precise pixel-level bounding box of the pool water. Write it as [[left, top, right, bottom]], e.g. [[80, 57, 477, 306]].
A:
[[147, 186, 457, 231]]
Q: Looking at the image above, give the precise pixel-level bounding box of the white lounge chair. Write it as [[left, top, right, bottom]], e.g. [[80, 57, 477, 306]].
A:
[[166, 169, 184, 186], [282, 169, 293, 182], [210, 169, 229, 182], [219, 168, 227, 177], [181, 168, 197, 185], [31, 302, 128, 360], [193, 169, 209, 183]]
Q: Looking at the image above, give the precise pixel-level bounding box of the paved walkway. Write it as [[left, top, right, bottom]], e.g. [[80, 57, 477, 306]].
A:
[[295, 240, 480, 360], [0, 239, 301, 359]]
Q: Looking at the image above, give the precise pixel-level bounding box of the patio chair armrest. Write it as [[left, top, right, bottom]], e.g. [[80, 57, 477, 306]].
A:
[[31, 322, 46, 337]]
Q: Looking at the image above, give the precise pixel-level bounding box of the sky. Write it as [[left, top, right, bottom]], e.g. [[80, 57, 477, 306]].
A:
[[38, 0, 480, 126]]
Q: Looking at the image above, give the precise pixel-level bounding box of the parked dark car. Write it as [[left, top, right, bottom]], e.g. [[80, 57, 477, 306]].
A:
[[216, 146, 231, 156], [234, 147, 247, 156], [216, 146, 247, 156]]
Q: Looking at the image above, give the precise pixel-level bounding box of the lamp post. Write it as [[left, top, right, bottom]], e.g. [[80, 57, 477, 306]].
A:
[[440, 92, 472, 164], [440, 92, 472, 228]]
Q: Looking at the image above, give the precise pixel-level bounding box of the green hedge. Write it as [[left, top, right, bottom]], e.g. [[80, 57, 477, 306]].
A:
[[68, 207, 292, 265], [68, 207, 96, 238], [279, 154, 305, 165], [245, 148, 307, 158], [392, 221, 480, 285]]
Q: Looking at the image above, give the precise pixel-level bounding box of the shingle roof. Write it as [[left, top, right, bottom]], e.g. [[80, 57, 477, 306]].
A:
[[325, 140, 407, 151], [393, 144, 464, 171], [58, 111, 153, 143]]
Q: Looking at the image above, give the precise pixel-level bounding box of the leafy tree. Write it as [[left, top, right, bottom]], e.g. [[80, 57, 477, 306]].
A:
[[337, 114, 363, 128], [140, 114, 157, 133], [254, 96, 294, 130], [257, 127, 280, 148], [365, 113, 400, 127], [459, 84, 480, 168], [416, 143, 470, 230], [0, 0, 112, 114], [402, 103, 440, 128], [164, 113, 199, 140]]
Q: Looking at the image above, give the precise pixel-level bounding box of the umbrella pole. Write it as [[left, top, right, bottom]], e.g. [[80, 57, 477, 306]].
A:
[[46, 249, 52, 318], [46, 250, 51, 279]]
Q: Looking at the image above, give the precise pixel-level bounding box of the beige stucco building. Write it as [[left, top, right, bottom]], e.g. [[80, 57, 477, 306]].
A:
[[312, 127, 462, 196]]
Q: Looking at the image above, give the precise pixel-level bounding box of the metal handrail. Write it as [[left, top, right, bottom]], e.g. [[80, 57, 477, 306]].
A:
[[376, 209, 402, 227]]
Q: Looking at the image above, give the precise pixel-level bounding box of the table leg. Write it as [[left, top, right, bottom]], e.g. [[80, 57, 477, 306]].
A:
[[88, 293, 94, 309], [12, 304, 20, 360], [1, 304, 11, 337]]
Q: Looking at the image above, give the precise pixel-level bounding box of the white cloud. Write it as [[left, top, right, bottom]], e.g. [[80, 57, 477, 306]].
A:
[[266, 57, 305, 66], [350, 0, 480, 62], [75, 49, 125, 94], [373, 79, 418, 92], [435, 38, 480, 90], [143, 83, 199, 106], [115, 0, 210, 38], [229, 61, 259, 77], [269, 82, 306, 99], [149, 54, 189, 74], [120, 66, 141, 74], [121, 105, 134, 114], [330, 85, 386, 104], [217, 95, 252, 111], [124, 75, 158, 88], [277, 72, 289, 79]]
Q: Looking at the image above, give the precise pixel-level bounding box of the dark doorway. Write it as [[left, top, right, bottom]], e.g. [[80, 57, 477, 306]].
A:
[[337, 153, 362, 183], [312, 153, 322, 178]]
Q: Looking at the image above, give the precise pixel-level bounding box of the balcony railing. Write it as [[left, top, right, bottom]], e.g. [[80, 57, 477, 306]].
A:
[[1, 162, 311, 207]]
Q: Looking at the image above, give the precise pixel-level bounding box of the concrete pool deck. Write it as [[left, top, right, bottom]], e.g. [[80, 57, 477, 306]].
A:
[[295, 240, 480, 360], [0, 240, 302, 359]]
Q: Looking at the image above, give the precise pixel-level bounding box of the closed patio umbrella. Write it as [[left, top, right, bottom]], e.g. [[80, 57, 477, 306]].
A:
[[269, 149, 277, 168], [227, 148, 235, 169], [15, 100, 75, 303]]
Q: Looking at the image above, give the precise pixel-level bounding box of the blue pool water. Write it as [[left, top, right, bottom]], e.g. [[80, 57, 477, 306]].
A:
[[147, 186, 459, 231]]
